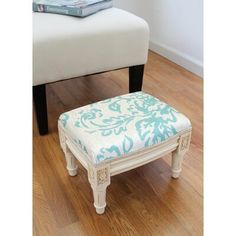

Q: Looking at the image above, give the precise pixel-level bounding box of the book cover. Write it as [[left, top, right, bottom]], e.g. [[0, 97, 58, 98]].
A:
[[33, 0, 113, 17]]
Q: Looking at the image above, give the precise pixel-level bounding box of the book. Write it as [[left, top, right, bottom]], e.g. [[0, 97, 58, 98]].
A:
[[33, 0, 113, 17]]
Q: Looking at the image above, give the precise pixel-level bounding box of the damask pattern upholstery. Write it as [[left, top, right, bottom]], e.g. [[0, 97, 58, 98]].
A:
[[59, 92, 191, 164]]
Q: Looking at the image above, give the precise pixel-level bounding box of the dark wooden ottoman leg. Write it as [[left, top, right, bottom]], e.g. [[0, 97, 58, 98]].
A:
[[33, 84, 48, 135], [129, 64, 145, 92]]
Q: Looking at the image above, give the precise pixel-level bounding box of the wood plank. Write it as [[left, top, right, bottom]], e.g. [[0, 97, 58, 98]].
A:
[[109, 171, 191, 236], [33, 137, 78, 228], [33, 168, 57, 236]]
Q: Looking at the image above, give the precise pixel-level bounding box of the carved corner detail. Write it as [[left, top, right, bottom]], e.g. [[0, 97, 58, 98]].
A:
[[180, 134, 191, 152], [97, 168, 109, 185]]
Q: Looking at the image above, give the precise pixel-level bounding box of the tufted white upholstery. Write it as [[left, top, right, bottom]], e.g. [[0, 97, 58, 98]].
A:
[[33, 8, 149, 86]]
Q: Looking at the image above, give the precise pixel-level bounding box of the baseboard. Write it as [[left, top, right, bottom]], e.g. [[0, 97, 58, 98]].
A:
[[149, 40, 203, 78]]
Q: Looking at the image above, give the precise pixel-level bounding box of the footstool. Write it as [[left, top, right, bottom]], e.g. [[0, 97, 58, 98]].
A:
[[58, 92, 192, 214]]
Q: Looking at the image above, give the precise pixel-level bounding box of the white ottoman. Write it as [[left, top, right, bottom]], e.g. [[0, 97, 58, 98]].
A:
[[33, 8, 149, 85], [58, 92, 192, 214], [33, 8, 149, 135]]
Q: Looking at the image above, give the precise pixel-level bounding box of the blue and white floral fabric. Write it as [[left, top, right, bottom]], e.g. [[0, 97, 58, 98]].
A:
[[59, 92, 191, 164]]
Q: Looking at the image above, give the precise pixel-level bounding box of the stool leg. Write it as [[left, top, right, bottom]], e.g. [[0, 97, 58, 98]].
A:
[[88, 165, 110, 214], [65, 145, 78, 177], [171, 132, 192, 178], [171, 151, 184, 178], [58, 123, 78, 176], [92, 188, 108, 214]]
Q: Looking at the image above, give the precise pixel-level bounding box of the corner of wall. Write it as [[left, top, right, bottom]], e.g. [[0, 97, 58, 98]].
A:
[[149, 40, 203, 78]]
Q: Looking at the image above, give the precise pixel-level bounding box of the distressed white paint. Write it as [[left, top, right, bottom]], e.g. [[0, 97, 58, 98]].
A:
[[59, 122, 191, 214]]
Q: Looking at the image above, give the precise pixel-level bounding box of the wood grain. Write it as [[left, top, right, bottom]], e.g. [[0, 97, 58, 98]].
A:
[[33, 51, 203, 235]]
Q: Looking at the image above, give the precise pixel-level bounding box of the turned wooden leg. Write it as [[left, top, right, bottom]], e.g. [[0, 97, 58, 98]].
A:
[[88, 165, 110, 214], [33, 84, 48, 135], [64, 145, 78, 176], [171, 131, 192, 179], [171, 151, 184, 178], [92, 188, 108, 214], [58, 123, 77, 176], [129, 65, 145, 92]]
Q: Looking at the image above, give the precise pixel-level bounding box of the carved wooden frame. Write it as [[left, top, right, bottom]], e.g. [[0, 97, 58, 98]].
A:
[[58, 122, 191, 214]]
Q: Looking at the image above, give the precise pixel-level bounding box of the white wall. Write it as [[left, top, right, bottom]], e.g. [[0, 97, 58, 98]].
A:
[[113, 0, 203, 77]]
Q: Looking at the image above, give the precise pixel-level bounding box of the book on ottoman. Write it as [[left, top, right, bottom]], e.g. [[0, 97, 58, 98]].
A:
[[33, 0, 113, 17]]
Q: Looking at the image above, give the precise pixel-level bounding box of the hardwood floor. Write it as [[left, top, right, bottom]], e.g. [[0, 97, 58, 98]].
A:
[[33, 51, 203, 236]]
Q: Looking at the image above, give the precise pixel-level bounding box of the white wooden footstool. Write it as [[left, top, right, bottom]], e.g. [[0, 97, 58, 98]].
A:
[[58, 92, 192, 214]]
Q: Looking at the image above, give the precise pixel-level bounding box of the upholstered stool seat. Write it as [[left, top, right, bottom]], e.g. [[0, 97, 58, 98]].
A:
[[58, 92, 192, 214]]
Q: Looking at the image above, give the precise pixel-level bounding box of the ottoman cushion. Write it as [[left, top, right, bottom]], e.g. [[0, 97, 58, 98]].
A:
[[59, 92, 191, 164], [33, 8, 149, 86]]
